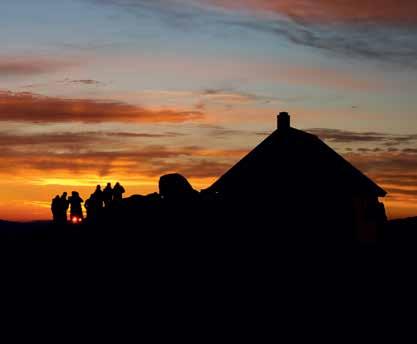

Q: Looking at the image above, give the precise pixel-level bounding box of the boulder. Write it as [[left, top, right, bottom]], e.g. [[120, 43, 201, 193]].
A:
[[159, 173, 199, 201]]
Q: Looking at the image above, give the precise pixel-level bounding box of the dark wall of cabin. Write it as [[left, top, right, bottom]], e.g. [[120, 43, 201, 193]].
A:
[[212, 186, 384, 243]]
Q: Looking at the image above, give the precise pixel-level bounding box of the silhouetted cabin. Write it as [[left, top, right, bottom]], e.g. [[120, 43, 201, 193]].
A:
[[205, 113, 387, 243]]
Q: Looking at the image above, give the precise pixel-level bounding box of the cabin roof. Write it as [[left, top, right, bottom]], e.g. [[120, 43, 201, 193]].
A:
[[207, 125, 387, 198]]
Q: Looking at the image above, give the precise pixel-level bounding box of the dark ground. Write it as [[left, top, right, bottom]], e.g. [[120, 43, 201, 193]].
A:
[[1, 215, 415, 335], [1, 215, 416, 266], [1, 215, 416, 242]]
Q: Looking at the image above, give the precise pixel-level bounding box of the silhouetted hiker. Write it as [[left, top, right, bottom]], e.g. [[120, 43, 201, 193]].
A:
[[92, 185, 104, 207], [85, 193, 101, 221], [60, 192, 69, 222], [113, 182, 125, 201], [51, 195, 61, 223], [68, 191, 84, 223], [103, 183, 113, 207], [85, 194, 92, 220]]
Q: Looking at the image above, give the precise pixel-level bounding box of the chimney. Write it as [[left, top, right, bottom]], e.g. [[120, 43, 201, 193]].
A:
[[277, 112, 290, 131]]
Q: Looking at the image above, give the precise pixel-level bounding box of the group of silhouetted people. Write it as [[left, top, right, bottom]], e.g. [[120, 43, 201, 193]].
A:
[[51, 191, 84, 224], [51, 182, 125, 223]]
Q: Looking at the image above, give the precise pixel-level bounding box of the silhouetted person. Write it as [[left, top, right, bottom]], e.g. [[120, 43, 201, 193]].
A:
[[60, 192, 69, 223], [113, 182, 125, 201], [85, 191, 104, 221], [68, 191, 84, 223], [51, 195, 61, 223], [85, 193, 98, 221], [103, 183, 113, 208], [85, 194, 93, 220], [93, 185, 104, 207]]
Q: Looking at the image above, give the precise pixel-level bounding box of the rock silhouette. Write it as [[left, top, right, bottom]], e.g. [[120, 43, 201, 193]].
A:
[[159, 173, 199, 201]]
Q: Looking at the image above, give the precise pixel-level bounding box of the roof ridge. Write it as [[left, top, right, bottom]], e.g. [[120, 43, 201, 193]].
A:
[[207, 126, 386, 197]]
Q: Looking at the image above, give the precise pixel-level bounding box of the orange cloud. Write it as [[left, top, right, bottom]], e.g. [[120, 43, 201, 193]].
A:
[[0, 91, 204, 123], [0, 127, 245, 179]]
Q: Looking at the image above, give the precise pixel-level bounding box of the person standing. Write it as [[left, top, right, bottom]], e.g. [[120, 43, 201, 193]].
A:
[[85, 193, 100, 221], [103, 183, 113, 208], [93, 185, 104, 209], [51, 195, 61, 223], [113, 182, 125, 202], [60, 192, 69, 223], [68, 191, 84, 222]]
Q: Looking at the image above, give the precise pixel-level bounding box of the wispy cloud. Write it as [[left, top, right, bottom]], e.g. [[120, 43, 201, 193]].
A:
[[21, 78, 106, 90], [220, 0, 417, 65], [0, 57, 77, 78], [227, 18, 417, 66], [63, 79, 103, 86], [0, 90, 204, 124], [91, 0, 417, 66], [91, 0, 210, 29], [134, 88, 279, 104], [205, 0, 417, 24], [0, 130, 185, 148], [0, 127, 246, 179], [104, 131, 185, 138], [0, 137, 243, 180], [0, 131, 106, 147], [200, 88, 279, 104], [307, 128, 417, 145]]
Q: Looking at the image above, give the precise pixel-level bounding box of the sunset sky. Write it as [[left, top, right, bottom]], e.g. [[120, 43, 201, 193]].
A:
[[1, 0, 417, 221]]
